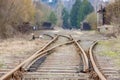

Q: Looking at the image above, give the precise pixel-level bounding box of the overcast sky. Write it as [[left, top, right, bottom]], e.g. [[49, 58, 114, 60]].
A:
[[48, 0, 70, 2], [103, 0, 109, 2], [48, 0, 109, 2]]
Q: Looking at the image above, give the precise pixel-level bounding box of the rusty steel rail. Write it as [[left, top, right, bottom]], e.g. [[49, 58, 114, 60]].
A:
[[0, 36, 59, 80], [43, 34, 54, 39], [1, 41, 74, 80], [0, 36, 74, 80], [69, 35, 89, 72], [89, 41, 107, 80], [24, 36, 73, 71], [23, 35, 59, 69], [58, 35, 72, 40], [24, 40, 74, 71]]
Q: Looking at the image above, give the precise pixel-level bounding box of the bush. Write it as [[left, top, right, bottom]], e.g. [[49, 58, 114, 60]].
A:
[[105, 0, 120, 25], [0, 0, 35, 38], [86, 12, 97, 30]]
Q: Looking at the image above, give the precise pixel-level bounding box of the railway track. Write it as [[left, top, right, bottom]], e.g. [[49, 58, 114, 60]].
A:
[[0, 34, 118, 80], [0, 35, 76, 80], [22, 35, 90, 80], [89, 42, 120, 80]]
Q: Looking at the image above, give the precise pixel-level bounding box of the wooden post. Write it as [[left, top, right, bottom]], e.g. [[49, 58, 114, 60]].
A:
[[32, 33, 35, 40]]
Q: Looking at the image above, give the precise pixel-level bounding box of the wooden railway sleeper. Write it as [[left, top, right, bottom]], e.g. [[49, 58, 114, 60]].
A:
[[70, 35, 89, 73], [89, 41, 107, 80]]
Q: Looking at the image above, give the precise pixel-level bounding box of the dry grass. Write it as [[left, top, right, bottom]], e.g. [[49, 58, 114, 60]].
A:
[[0, 38, 48, 69]]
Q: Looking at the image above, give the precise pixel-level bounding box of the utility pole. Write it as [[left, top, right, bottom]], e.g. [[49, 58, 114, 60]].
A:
[[96, 0, 102, 31], [97, 4, 106, 26], [101, 5, 106, 25]]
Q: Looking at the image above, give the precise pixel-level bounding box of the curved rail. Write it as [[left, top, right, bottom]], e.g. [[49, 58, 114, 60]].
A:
[[0, 38, 74, 80], [70, 35, 89, 72], [43, 34, 54, 39], [23, 35, 59, 68], [89, 41, 107, 80], [23, 35, 72, 69], [24, 40, 74, 71], [58, 35, 72, 40], [0, 36, 58, 80]]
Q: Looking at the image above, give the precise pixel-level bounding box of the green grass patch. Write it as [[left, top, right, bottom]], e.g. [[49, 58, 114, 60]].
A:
[[0, 63, 3, 68], [98, 41, 115, 47], [98, 39, 120, 67], [101, 51, 119, 58]]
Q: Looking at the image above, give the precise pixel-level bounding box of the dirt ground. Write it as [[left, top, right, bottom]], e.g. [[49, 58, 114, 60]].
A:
[[0, 38, 49, 69], [0, 29, 120, 73]]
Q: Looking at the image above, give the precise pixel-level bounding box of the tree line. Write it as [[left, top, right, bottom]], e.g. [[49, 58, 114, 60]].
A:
[[0, 0, 36, 38], [0, 0, 58, 39], [0, 0, 94, 38], [62, 0, 94, 29]]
